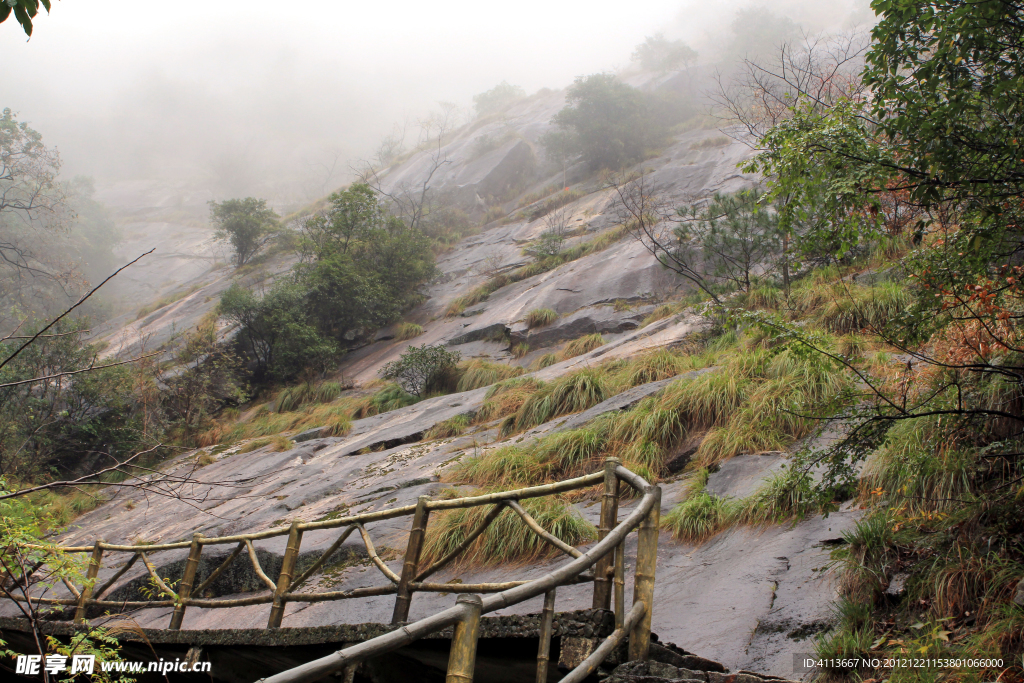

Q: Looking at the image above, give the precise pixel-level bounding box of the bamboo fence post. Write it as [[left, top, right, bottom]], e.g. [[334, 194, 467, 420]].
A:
[[73, 541, 103, 624], [391, 495, 430, 624], [446, 594, 482, 683], [535, 589, 556, 683], [592, 457, 620, 610], [169, 533, 203, 630], [267, 522, 303, 628], [628, 485, 660, 662], [614, 539, 625, 630]]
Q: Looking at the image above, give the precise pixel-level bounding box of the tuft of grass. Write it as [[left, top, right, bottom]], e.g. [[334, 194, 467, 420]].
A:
[[739, 466, 817, 524], [237, 435, 293, 454], [525, 308, 558, 329], [561, 333, 605, 360], [276, 381, 344, 413], [477, 377, 545, 423], [620, 348, 688, 388], [530, 353, 559, 370], [421, 494, 596, 566], [425, 414, 472, 440], [395, 322, 425, 341], [456, 359, 524, 393], [663, 492, 740, 543], [512, 343, 530, 359], [642, 303, 682, 327], [352, 383, 420, 418], [511, 368, 607, 432]]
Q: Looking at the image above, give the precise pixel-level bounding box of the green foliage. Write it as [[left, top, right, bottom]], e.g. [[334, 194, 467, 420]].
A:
[[209, 197, 281, 267], [525, 308, 558, 329], [675, 189, 783, 292], [549, 74, 689, 170], [631, 33, 697, 71], [0, 0, 51, 37], [380, 344, 461, 398], [0, 319, 155, 480], [223, 185, 436, 385], [220, 283, 340, 382], [473, 81, 527, 116], [422, 494, 596, 566]]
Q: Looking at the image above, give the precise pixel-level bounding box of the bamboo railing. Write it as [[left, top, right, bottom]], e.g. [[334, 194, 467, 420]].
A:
[[9, 458, 662, 683]]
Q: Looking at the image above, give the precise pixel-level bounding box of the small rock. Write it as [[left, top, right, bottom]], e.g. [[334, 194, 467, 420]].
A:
[[1014, 578, 1024, 606], [885, 573, 908, 598]]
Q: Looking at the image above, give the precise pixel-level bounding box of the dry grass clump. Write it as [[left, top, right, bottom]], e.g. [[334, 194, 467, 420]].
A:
[[525, 308, 558, 329], [530, 353, 559, 370], [421, 494, 596, 566], [200, 397, 354, 447], [425, 414, 472, 440], [508, 368, 608, 433], [642, 303, 682, 327], [476, 377, 545, 423], [276, 381, 344, 413], [512, 343, 530, 359], [395, 322, 425, 341], [560, 333, 605, 360], [237, 435, 294, 454], [456, 360, 524, 393]]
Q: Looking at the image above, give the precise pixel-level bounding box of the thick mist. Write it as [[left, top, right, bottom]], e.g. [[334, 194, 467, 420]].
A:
[[1, 0, 871, 202]]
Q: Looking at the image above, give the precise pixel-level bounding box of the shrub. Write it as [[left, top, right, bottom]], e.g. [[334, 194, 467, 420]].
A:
[[380, 344, 462, 398], [525, 308, 558, 329], [209, 197, 280, 267]]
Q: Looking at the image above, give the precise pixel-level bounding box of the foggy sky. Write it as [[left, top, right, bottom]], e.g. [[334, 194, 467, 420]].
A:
[[1, 0, 871, 201]]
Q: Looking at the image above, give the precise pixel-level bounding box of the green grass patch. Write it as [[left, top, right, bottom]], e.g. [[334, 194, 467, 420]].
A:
[[525, 308, 558, 329]]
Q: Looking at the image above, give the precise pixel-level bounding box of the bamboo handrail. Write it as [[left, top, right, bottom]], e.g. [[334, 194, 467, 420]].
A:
[[61, 577, 81, 600], [244, 540, 279, 592], [356, 524, 401, 585], [505, 500, 583, 560], [256, 472, 660, 683], [11, 459, 660, 683]]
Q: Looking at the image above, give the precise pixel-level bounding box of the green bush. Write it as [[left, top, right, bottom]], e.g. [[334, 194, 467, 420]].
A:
[[380, 344, 462, 398]]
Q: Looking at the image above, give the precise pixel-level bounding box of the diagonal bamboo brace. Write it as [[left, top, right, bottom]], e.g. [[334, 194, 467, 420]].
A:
[[73, 541, 103, 624], [392, 495, 430, 624], [169, 533, 203, 630], [267, 522, 303, 628]]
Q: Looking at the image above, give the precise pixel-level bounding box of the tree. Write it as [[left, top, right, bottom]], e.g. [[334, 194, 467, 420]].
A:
[[473, 81, 527, 117], [549, 74, 683, 171], [677, 189, 782, 292], [525, 208, 571, 260], [631, 34, 697, 72], [380, 344, 461, 398], [0, 0, 52, 37], [209, 197, 280, 268]]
